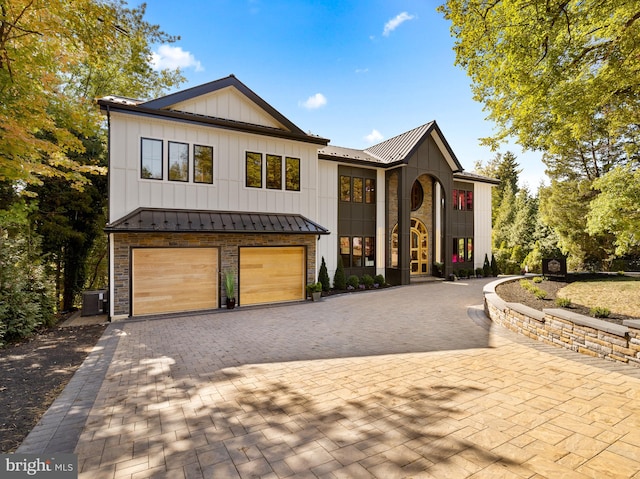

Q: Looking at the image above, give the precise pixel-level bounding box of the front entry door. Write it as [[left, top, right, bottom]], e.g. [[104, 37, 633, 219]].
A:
[[410, 218, 429, 275]]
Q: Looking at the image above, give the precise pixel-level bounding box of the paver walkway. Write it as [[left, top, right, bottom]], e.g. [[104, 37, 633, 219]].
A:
[[18, 279, 640, 478]]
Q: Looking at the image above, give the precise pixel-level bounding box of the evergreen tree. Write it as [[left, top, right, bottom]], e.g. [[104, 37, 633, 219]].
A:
[[483, 254, 491, 277], [318, 256, 331, 292], [490, 254, 499, 276], [333, 256, 346, 290]]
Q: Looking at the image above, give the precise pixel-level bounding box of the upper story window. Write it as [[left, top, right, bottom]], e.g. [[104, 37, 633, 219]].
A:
[[365, 178, 375, 203], [246, 152, 263, 188], [453, 189, 473, 211], [340, 175, 376, 203], [141, 138, 163, 180], [340, 175, 351, 201], [285, 157, 300, 191], [194, 145, 213, 184], [168, 141, 189, 182], [140, 138, 213, 184], [266, 154, 282, 189], [246, 151, 301, 191], [411, 180, 424, 211]]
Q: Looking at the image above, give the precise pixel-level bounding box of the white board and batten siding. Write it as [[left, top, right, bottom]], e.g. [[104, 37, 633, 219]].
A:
[[108, 91, 320, 223], [473, 182, 493, 270]]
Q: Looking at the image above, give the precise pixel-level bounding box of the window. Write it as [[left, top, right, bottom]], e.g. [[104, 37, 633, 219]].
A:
[[453, 237, 474, 263], [285, 157, 300, 191], [168, 142, 189, 182], [353, 178, 363, 202], [458, 190, 466, 210], [365, 179, 375, 204], [411, 180, 423, 211], [246, 152, 262, 188], [453, 189, 473, 210], [141, 138, 163, 179], [352, 237, 363, 267], [365, 237, 375, 266], [340, 236, 351, 267], [390, 225, 399, 268], [340, 175, 351, 201], [194, 145, 213, 184], [266, 154, 282, 189]]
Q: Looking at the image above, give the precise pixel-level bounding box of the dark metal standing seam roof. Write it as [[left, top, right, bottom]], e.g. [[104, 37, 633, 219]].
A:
[[364, 122, 435, 164], [105, 208, 330, 235]]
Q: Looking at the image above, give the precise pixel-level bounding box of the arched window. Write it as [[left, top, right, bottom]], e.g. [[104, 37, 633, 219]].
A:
[[411, 180, 423, 211]]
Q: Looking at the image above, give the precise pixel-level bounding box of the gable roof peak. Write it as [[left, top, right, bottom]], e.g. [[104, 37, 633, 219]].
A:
[[140, 75, 309, 137]]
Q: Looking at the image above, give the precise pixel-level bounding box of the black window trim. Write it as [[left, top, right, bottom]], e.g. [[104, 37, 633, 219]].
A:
[[168, 140, 190, 183], [140, 137, 163, 180], [193, 144, 214, 184]]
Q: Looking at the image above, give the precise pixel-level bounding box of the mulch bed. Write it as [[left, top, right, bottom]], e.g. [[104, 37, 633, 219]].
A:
[[0, 323, 107, 453], [495, 277, 634, 325]]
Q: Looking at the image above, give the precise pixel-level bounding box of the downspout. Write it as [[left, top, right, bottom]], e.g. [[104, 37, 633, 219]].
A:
[[105, 105, 113, 322]]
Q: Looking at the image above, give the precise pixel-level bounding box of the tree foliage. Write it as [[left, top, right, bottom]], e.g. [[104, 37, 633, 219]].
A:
[[0, 0, 184, 187], [442, 0, 640, 269], [587, 165, 640, 256], [439, 0, 640, 159]]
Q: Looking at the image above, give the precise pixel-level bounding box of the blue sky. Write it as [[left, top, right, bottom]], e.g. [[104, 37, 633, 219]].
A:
[[139, 0, 545, 187]]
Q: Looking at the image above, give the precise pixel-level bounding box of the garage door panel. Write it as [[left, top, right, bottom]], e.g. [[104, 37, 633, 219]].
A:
[[133, 248, 218, 316], [240, 246, 305, 306]]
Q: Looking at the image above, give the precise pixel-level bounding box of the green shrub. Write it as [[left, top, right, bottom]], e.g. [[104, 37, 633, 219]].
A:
[[0, 205, 55, 346], [318, 256, 331, 292], [533, 288, 547, 300], [433, 262, 443, 278], [346, 275, 360, 289], [306, 282, 322, 296], [519, 279, 533, 291], [475, 268, 483, 277], [361, 274, 374, 288], [532, 276, 544, 284], [333, 256, 346, 290], [555, 297, 572, 307], [374, 274, 385, 286], [590, 306, 611, 318]]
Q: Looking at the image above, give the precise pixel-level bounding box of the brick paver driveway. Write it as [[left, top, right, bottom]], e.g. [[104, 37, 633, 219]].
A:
[[20, 279, 640, 478]]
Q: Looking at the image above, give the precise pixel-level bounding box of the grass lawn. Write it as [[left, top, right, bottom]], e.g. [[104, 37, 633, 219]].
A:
[[558, 276, 640, 318]]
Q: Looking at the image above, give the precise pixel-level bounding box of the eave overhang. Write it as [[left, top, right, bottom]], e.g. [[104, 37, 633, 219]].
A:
[[105, 208, 331, 235], [97, 99, 330, 146]]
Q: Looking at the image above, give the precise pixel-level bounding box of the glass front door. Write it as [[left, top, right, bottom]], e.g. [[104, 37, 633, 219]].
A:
[[410, 218, 429, 275]]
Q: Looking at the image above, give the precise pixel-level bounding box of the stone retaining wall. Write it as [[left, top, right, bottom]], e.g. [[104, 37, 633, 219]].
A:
[[484, 277, 640, 368]]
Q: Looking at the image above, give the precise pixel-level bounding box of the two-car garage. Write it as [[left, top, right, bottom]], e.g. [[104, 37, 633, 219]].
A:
[[107, 209, 329, 319], [130, 245, 307, 316]]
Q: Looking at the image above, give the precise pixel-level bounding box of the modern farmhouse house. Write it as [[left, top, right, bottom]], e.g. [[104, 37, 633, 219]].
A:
[[99, 75, 497, 319]]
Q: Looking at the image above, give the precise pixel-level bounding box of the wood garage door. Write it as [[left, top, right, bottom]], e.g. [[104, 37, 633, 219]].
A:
[[240, 246, 305, 306], [132, 248, 218, 316]]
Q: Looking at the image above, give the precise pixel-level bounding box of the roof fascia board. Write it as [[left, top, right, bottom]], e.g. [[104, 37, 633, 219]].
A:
[[429, 122, 464, 172], [99, 100, 329, 146], [141, 75, 308, 137], [453, 174, 500, 185]]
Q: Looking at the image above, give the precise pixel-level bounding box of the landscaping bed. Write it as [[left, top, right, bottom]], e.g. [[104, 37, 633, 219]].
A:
[[0, 323, 107, 453], [496, 274, 639, 325]]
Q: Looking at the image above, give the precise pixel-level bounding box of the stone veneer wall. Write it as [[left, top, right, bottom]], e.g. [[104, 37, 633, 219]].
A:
[[112, 232, 317, 317], [484, 277, 640, 368]]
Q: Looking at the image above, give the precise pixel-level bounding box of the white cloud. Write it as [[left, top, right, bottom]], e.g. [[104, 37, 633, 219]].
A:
[[383, 12, 415, 36], [151, 45, 203, 72], [355, 68, 369, 74], [365, 129, 384, 144], [299, 93, 327, 110]]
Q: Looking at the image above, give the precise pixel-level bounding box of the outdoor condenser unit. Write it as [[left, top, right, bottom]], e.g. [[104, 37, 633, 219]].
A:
[[81, 290, 107, 316]]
